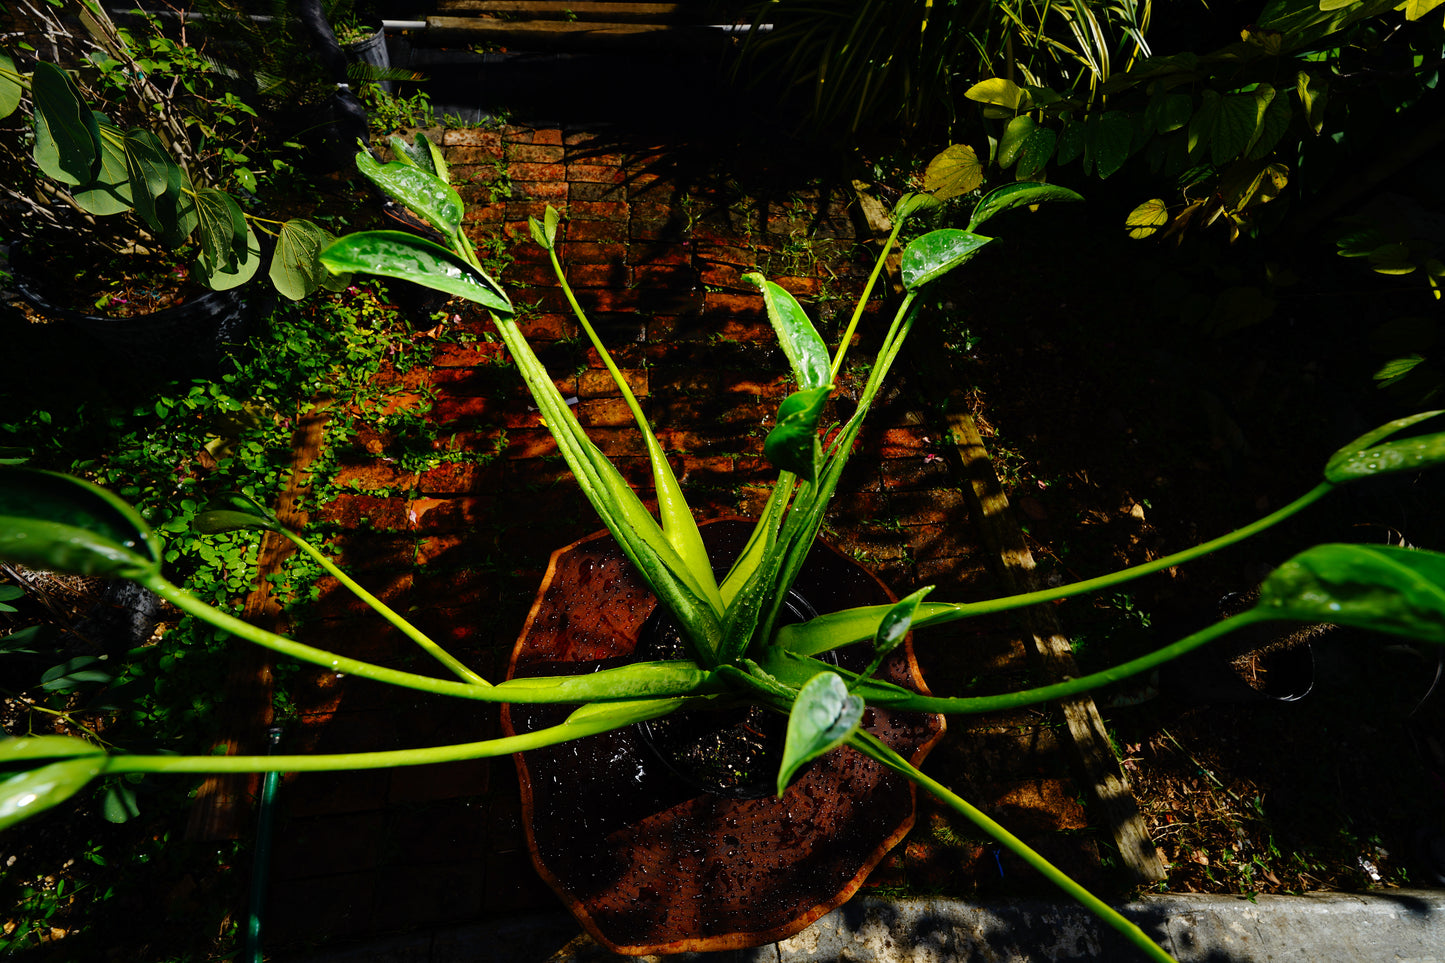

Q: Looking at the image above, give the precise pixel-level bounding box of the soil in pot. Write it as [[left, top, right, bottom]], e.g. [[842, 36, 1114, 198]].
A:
[[502, 518, 946, 955]]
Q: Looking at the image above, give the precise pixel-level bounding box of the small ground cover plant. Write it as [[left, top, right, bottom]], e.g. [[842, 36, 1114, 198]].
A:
[[5, 142, 1445, 961]]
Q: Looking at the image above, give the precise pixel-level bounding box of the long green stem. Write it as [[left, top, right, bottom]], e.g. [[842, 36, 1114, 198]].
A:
[[777, 481, 1336, 654], [104, 698, 686, 775], [280, 531, 485, 685], [142, 574, 719, 703], [838, 610, 1269, 713], [830, 217, 906, 381], [850, 731, 1178, 963]]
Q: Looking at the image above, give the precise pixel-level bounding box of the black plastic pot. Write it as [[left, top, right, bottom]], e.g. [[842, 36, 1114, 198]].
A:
[[8, 243, 260, 377]]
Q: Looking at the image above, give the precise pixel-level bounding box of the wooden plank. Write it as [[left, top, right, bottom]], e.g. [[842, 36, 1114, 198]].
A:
[[847, 182, 1167, 885], [424, 15, 735, 50], [436, 1, 716, 23]]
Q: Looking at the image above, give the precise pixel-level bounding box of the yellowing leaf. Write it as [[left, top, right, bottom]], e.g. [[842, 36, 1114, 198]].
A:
[[1241, 26, 1284, 54], [1125, 198, 1170, 238], [923, 144, 984, 199], [1401, 0, 1445, 19], [1370, 243, 1417, 275], [964, 77, 1030, 117]]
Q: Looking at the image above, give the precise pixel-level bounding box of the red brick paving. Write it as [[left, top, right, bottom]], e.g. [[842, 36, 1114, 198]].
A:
[[251, 123, 1113, 956]]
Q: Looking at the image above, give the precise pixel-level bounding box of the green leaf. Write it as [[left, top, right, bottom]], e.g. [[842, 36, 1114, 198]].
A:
[[321, 231, 512, 314], [1014, 127, 1057, 180], [923, 144, 983, 199], [0, 468, 161, 579], [101, 781, 140, 823], [388, 132, 447, 182], [776, 672, 863, 796], [193, 187, 246, 275], [0, 626, 51, 654], [1246, 85, 1293, 160], [0, 736, 107, 830], [31, 62, 97, 186], [900, 230, 993, 289], [71, 114, 132, 215], [1255, 544, 1445, 645], [1323, 427, 1445, 485], [192, 509, 276, 534], [152, 163, 199, 248], [998, 116, 1039, 168], [893, 191, 943, 220], [123, 129, 182, 235], [964, 77, 1030, 118], [967, 183, 1083, 232], [203, 221, 262, 292], [1057, 118, 1086, 167], [1210, 93, 1259, 167], [355, 151, 464, 241], [1087, 112, 1134, 180], [1296, 71, 1327, 135], [872, 587, 932, 661], [0, 51, 21, 119], [743, 275, 831, 390], [763, 387, 830, 483], [269, 218, 334, 300], [544, 204, 560, 246], [39, 656, 113, 692]]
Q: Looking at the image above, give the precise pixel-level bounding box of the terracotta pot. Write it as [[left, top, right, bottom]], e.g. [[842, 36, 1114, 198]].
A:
[[502, 518, 945, 955]]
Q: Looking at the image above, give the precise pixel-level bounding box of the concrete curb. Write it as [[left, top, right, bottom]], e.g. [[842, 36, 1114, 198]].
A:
[[295, 890, 1445, 961]]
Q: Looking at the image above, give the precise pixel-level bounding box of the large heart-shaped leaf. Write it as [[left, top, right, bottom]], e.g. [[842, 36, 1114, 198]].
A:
[[743, 274, 831, 390], [763, 386, 830, 482], [900, 230, 993, 290], [269, 218, 334, 300], [0, 736, 107, 830], [71, 113, 132, 216], [321, 231, 512, 314], [967, 183, 1085, 232], [0, 468, 161, 579], [31, 62, 97, 186], [1256, 544, 1445, 645], [923, 144, 984, 200], [776, 672, 863, 796], [356, 151, 464, 240]]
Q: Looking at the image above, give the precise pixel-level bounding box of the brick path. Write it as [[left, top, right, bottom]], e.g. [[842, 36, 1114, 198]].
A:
[[254, 124, 1117, 957]]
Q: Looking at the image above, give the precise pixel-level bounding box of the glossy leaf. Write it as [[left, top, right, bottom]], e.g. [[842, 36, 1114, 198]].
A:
[[40, 655, 113, 692], [270, 218, 335, 300], [0, 52, 20, 120], [356, 151, 463, 241], [964, 77, 1030, 118], [0, 736, 108, 830], [1324, 412, 1445, 482], [388, 132, 446, 181], [0, 468, 161, 579], [872, 586, 932, 661], [1086, 112, 1133, 179], [900, 230, 993, 290], [192, 508, 277, 535], [763, 386, 830, 483], [967, 183, 1083, 232], [1256, 544, 1445, 645], [893, 191, 943, 220], [1014, 127, 1057, 180], [776, 672, 863, 796], [320, 231, 512, 314], [71, 114, 132, 216], [923, 144, 983, 200], [31, 62, 97, 186], [743, 274, 831, 390], [998, 116, 1039, 168]]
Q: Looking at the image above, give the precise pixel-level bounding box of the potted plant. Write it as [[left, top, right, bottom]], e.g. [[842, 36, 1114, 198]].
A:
[[4, 138, 1445, 962], [0, 0, 338, 363]]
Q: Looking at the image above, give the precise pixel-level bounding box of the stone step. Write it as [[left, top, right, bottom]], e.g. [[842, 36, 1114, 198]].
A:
[[420, 15, 740, 50], [436, 0, 721, 23]]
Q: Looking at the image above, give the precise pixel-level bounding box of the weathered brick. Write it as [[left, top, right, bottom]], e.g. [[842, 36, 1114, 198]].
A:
[[566, 164, 625, 184], [578, 367, 647, 399], [322, 492, 410, 531], [444, 128, 503, 149], [569, 181, 626, 203], [510, 180, 568, 203], [508, 143, 564, 164], [561, 241, 626, 265], [566, 200, 628, 220]]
